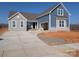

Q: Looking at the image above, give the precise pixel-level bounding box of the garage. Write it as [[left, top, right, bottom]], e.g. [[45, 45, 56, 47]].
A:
[[41, 22, 48, 30]]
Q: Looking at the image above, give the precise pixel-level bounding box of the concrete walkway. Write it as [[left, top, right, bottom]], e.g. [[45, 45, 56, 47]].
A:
[[0, 31, 79, 57]]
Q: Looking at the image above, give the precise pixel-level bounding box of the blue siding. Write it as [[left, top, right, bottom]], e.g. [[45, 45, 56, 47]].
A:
[[51, 10, 57, 27], [51, 4, 69, 28], [37, 15, 49, 28], [37, 4, 69, 30], [66, 18, 69, 27]]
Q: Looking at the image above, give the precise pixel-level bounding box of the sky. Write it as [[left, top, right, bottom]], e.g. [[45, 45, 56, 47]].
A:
[[0, 2, 79, 24]]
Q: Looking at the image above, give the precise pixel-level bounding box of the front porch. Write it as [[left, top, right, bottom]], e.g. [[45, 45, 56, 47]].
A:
[[27, 21, 37, 31]]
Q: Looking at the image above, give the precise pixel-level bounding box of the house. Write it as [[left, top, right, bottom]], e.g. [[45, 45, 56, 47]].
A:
[[8, 11, 38, 31], [8, 2, 71, 31]]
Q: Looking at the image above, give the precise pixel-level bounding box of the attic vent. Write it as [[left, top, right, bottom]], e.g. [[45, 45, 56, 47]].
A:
[[17, 15, 19, 18]]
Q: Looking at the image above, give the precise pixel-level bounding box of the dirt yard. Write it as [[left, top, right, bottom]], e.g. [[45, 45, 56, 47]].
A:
[[38, 31, 79, 45], [0, 27, 8, 36]]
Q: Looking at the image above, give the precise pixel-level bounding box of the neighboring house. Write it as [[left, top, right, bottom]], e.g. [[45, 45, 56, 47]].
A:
[[8, 2, 71, 31]]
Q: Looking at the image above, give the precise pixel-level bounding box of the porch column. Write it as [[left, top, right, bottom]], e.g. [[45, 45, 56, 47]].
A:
[[49, 13, 51, 31], [35, 22, 37, 29], [68, 15, 70, 31], [26, 21, 27, 31], [37, 21, 38, 29]]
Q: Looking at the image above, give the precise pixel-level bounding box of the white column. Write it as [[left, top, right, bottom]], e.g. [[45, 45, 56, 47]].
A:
[[36, 22, 38, 29], [8, 21, 10, 30], [68, 15, 70, 31], [49, 13, 51, 31]]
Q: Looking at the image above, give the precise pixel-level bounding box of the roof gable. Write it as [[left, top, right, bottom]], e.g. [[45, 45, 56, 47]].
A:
[[8, 11, 39, 20], [50, 2, 71, 15], [8, 2, 71, 20], [37, 2, 71, 18]]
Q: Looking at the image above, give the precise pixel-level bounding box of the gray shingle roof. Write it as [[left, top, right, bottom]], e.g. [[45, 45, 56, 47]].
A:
[[40, 3, 59, 15], [9, 2, 70, 20], [9, 11, 39, 20], [37, 3, 61, 18]]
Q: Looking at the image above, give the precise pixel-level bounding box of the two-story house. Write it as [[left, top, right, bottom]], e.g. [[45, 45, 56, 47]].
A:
[[8, 2, 71, 31]]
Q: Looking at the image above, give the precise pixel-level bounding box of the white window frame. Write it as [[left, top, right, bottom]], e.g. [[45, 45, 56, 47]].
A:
[[12, 20, 16, 28], [56, 20, 66, 28], [57, 8, 64, 16], [59, 20, 65, 27], [20, 21, 24, 28]]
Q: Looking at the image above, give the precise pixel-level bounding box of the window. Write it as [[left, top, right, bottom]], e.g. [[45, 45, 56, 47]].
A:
[[59, 20, 64, 27], [21, 21, 23, 27], [62, 21, 64, 27], [59, 21, 62, 27], [12, 21, 15, 27], [57, 9, 64, 16]]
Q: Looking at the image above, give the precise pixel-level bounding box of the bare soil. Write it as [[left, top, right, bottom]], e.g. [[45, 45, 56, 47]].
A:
[[0, 27, 8, 36], [38, 31, 79, 45]]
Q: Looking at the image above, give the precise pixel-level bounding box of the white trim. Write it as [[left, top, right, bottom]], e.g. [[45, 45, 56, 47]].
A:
[[68, 15, 70, 31], [11, 20, 17, 28], [8, 12, 27, 21], [25, 21, 28, 30], [27, 20, 37, 22], [37, 20, 38, 29], [56, 17, 68, 20], [57, 8, 64, 16], [40, 21, 48, 24], [49, 3, 61, 13], [50, 2, 71, 16], [20, 21, 23, 28], [36, 12, 49, 18], [56, 20, 66, 28], [60, 2, 71, 16], [56, 20, 70, 31], [40, 21, 48, 28], [20, 20, 25, 28], [19, 13, 27, 20], [8, 12, 19, 20], [49, 13, 51, 31], [36, 3, 61, 18], [37, 2, 71, 18], [8, 21, 10, 30]]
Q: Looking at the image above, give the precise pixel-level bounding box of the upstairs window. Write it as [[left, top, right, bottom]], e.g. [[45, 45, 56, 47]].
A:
[[57, 9, 64, 16], [12, 21, 15, 27]]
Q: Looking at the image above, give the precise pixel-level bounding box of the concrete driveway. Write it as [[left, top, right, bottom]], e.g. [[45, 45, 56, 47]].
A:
[[0, 31, 79, 57]]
